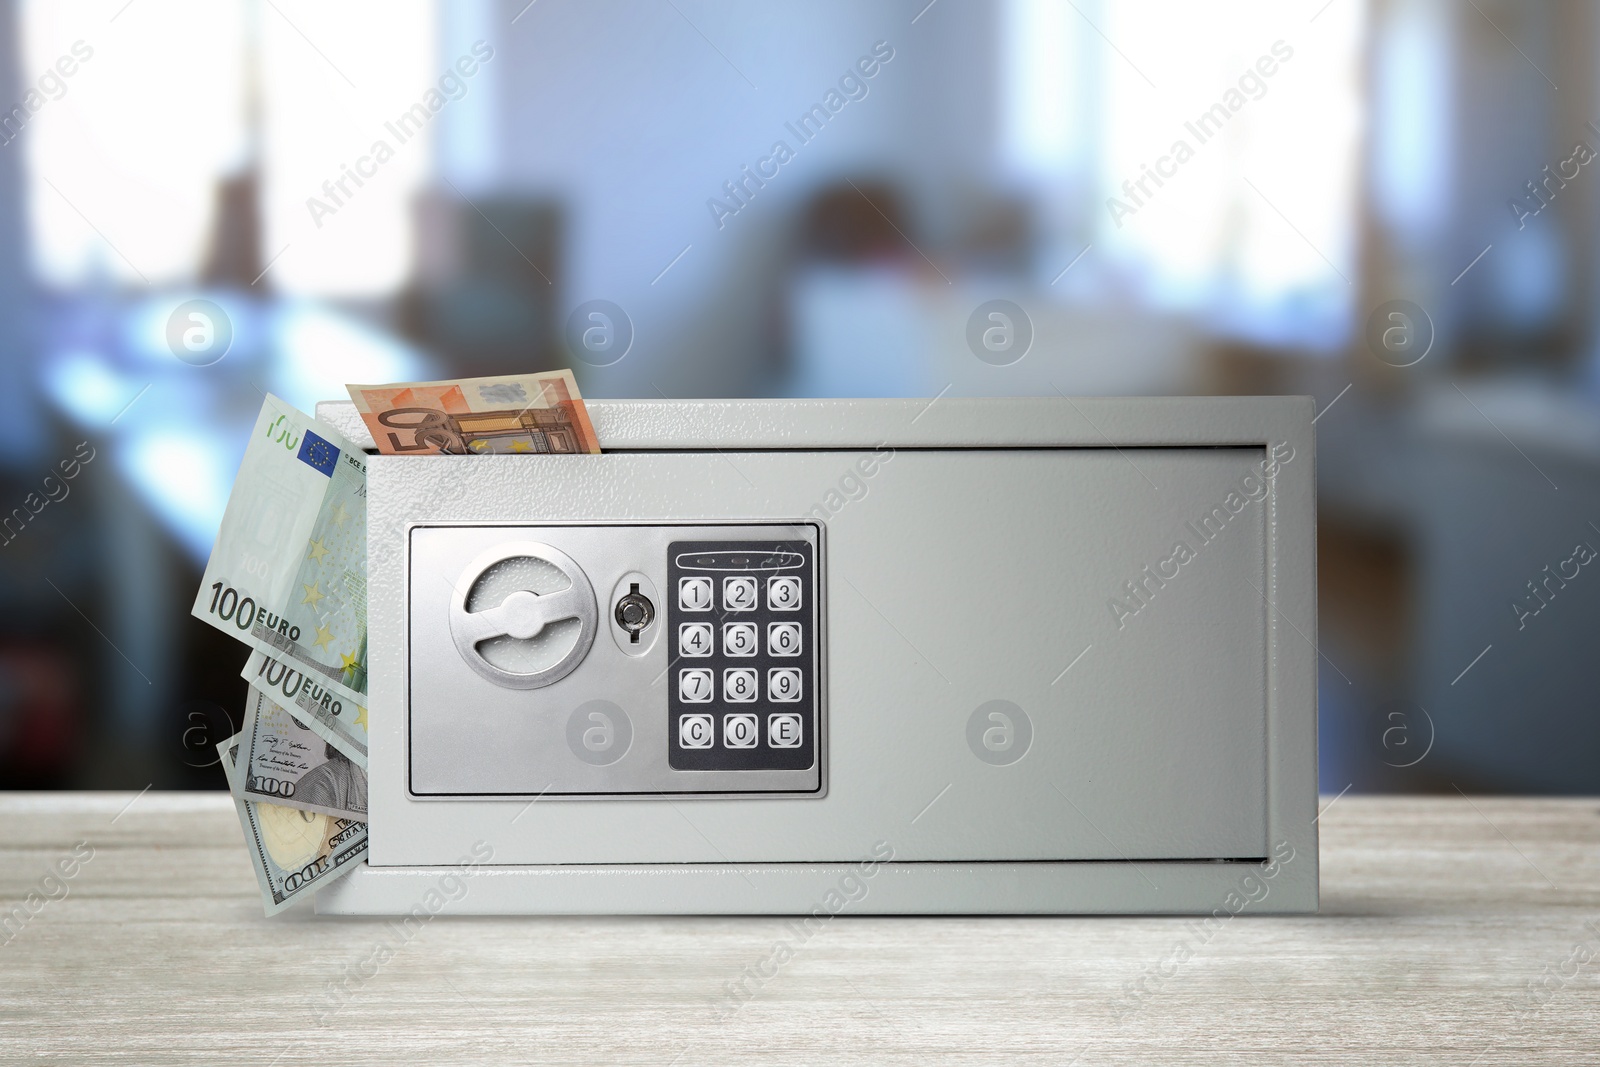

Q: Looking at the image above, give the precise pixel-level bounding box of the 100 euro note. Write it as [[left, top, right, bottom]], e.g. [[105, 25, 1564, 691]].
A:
[[193, 396, 368, 707], [243, 649, 367, 766], [238, 687, 367, 822], [347, 370, 600, 455], [220, 735, 367, 916]]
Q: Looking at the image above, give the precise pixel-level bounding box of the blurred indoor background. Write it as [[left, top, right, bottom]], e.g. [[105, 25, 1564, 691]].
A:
[[0, 0, 1593, 793]]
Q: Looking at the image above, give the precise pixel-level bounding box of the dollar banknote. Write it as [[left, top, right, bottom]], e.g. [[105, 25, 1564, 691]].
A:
[[238, 688, 367, 821], [192, 396, 368, 707], [220, 735, 368, 917], [347, 371, 600, 455], [243, 650, 366, 766]]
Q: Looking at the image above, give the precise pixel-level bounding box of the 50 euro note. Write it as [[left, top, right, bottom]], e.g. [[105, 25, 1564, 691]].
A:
[[220, 734, 367, 917], [347, 370, 599, 455], [243, 649, 366, 766], [193, 395, 368, 707], [238, 687, 367, 822]]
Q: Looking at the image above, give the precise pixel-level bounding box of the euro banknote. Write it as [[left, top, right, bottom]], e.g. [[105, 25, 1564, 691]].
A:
[[238, 688, 367, 822], [220, 734, 368, 917], [192, 396, 368, 707], [243, 650, 367, 766], [347, 370, 600, 455]]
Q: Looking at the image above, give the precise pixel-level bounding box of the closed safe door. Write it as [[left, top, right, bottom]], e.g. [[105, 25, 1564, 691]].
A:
[[376, 447, 1275, 866]]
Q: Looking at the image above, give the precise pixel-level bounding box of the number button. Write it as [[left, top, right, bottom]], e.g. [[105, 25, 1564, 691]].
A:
[[679, 714, 714, 748], [767, 622, 802, 657], [768, 713, 803, 748], [723, 576, 757, 612], [679, 623, 713, 657], [723, 668, 757, 703], [678, 577, 713, 611], [768, 667, 802, 703], [724, 713, 759, 749], [767, 576, 802, 610], [678, 668, 713, 703], [722, 622, 757, 657]]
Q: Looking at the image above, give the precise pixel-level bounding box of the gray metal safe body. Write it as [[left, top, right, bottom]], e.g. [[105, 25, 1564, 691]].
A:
[[314, 398, 1318, 915]]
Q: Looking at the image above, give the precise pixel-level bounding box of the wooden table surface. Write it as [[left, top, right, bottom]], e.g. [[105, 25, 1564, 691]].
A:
[[0, 793, 1596, 1065]]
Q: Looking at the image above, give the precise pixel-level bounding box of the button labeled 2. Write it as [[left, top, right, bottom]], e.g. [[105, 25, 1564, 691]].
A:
[[723, 576, 757, 612]]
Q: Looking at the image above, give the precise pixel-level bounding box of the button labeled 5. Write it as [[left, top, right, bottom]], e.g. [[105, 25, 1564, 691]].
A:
[[678, 623, 713, 657], [723, 668, 758, 703], [723, 622, 757, 657], [678, 577, 713, 611], [678, 668, 713, 702], [679, 714, 714, 748], [767, 622, 802, 657], [722, 576, 757, 611]]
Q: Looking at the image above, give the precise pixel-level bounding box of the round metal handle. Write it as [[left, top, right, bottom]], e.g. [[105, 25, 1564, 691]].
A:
[[448, 542, 597, 690]]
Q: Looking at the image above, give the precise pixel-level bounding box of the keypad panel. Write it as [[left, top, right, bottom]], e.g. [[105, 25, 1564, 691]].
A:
[[668, 539, 818, 771]]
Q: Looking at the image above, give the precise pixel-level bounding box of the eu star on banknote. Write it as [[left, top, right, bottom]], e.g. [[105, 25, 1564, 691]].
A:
[[347, 370, 600, 455], [243, 649, 367, 766], [192, 396, 368, 707]]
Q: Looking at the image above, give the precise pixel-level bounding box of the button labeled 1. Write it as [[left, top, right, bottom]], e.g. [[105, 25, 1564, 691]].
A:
[[768, 576, 801, 610], [678, 577, 712, 611], [679, 714, 714, 748]]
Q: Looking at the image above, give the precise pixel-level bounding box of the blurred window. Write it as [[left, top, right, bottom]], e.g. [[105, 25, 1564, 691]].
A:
[[1007, 0, 1366, 350], [21, 0, 433, 296]]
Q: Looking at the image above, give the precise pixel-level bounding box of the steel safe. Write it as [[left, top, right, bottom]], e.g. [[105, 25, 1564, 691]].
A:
[[312, 397, 1318, 914]]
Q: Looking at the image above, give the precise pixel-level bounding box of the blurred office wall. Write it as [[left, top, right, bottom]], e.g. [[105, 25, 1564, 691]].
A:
[[0, 0, 1593, 793]]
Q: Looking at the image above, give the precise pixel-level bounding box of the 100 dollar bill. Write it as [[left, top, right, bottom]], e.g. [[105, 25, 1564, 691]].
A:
[[220, 735, 367, 917], [243, 650, 367, 766], [347, 371, 600, 455], [193, 396, 368, 706], [238, 688, 367, 822]]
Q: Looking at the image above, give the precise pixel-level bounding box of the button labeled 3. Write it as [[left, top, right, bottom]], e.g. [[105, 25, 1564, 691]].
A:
[[768, 576, 801, 610]]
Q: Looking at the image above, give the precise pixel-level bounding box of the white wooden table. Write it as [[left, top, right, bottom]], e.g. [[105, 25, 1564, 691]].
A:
[[1, 793, 1596, 1064]]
